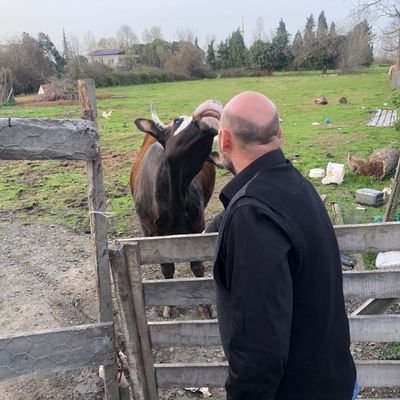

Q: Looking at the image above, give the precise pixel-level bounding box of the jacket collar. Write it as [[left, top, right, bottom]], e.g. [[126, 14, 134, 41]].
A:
[[220, 148, 288, 209]]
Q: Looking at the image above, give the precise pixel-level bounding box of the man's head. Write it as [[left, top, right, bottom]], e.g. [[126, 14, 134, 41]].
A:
[[218, 91, 282, 174]]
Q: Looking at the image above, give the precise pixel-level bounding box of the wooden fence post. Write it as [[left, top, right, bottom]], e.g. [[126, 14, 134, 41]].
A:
[[109, 248, 151, 400], [124, 244, 159, 400], [78, 79, 120, 400]]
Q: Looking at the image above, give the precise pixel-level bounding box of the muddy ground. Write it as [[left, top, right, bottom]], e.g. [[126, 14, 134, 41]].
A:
[[0, 208, 399, 399]]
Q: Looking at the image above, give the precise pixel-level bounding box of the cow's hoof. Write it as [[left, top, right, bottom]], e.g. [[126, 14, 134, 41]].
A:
[[198, 304, 216, 319], [163, 306, 172, 319]]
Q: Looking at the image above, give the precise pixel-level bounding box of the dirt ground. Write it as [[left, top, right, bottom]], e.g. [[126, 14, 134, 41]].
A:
[[0, 208, 399, 399]]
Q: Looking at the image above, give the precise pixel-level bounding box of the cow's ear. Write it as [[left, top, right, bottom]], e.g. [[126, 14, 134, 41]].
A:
[[135, 118, 166, 147]]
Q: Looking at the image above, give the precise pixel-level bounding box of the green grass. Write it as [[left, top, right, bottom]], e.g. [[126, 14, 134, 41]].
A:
[[0, 67, 398, 236]]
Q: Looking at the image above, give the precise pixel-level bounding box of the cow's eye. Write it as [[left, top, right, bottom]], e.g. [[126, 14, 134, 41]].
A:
[[173, 118, 183, 126]]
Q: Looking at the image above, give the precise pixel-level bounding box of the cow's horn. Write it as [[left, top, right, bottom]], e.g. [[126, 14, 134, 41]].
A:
[[151, 103, 167, 129]]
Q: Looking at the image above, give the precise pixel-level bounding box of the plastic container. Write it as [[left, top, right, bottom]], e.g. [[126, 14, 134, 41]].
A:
[[309, 168, 325, 178], [355, 188, 384, 207]]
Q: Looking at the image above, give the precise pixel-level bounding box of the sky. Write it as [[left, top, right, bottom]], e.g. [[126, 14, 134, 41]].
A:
[[1, 0, 357, 51]]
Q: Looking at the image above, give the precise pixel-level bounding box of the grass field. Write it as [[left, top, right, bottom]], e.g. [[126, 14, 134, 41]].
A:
[[0, 67, 398, 237]]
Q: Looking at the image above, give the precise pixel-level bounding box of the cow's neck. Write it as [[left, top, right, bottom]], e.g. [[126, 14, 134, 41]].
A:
[[156, 161, 202, 234]]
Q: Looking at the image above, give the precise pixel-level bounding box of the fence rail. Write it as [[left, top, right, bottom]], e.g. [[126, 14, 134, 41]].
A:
[[111, 223, 400, 399], [0, 322, 114, 382], [0, 118, 99, 160]]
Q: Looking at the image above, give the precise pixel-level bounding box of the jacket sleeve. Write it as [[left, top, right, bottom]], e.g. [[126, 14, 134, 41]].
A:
[[222, 204, 293, 400]]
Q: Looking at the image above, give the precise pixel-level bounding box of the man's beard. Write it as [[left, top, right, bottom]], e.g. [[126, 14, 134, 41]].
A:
[[221, 154, 236, 176]]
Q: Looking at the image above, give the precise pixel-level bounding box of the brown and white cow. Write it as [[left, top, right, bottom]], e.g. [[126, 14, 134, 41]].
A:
[[130, 101, 222, 317]]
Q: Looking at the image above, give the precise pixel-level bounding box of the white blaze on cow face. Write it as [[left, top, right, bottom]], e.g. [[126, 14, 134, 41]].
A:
[[173, 116, 192, 136]]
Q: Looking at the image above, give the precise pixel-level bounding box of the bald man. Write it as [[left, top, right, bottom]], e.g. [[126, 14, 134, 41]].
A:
[[210, 92, 357, 399]]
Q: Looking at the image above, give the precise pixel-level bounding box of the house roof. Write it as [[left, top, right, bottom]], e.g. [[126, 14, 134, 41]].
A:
[[89, 49, 125, 56]]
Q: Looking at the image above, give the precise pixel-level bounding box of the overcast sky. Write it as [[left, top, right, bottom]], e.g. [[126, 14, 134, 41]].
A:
[[2, 0, 356, 51]]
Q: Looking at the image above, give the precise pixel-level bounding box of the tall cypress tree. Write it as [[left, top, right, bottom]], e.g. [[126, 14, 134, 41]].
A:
[[317, 11, 328, 40]]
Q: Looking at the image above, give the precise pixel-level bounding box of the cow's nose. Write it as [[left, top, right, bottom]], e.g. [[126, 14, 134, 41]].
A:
[[197, 116, 219, 135]]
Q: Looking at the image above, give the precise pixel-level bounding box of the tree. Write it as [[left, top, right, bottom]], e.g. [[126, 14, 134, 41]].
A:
[[292, 30, 304, 69], [62, 29, 72, 64], [165, 41, 207, 78], [206, 39, 216, 69], [271, 19, 292, 70], [304, 14, 316, 45], [253, 17, 266, 43], [38, 32, 65, 76], [228, 29, 247, 68], [97, 37, 118, 49], [249, 40, 274, 73], [329, 22, 337, 37], [140, 39, 171, 68], [339, 20, 374, 72], [317, 11, 328, 40], [216, 40, 230, 69], [0, 33, 55, 94], [116, 25, 138, 49], [355, 1, 400, 65], [142, 26, 163, 43]]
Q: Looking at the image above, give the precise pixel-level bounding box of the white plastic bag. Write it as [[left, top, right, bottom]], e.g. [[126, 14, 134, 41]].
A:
[[321, 162, 345, 185]]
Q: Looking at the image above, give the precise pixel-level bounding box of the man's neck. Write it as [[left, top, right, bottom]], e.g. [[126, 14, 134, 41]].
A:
[[233, 140, 281, 174]]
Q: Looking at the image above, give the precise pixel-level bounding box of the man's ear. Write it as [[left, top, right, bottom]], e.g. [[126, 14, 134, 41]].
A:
[[277, 127, 283, 139], [219, 128, 232, 154]]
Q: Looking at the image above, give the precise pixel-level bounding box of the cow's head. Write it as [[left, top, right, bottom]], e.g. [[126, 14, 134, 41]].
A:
[[135, 101, 222, 183]]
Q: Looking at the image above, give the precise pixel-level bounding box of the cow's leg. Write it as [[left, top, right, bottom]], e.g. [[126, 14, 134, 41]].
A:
[[161, 263, 177, 318], [190, 261, 216, 319]]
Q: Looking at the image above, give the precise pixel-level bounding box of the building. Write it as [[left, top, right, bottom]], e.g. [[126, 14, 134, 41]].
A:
[[88, 48, 136, 71], [38, 84, 50, 95]]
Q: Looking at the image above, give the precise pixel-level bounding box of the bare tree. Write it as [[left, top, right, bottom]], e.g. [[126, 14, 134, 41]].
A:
[[82, 31, 97, 54], [176, 28, 197, 44], [354, 0, 400, 65], [116, 25, 138, 49], [142, 26, 163, 43], [252, 17, 266, 43]]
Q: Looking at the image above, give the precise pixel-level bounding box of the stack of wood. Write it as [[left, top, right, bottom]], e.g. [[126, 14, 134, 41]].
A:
[[0, 68, 14, 104], [42, 78, 78, 101], [348, 148, 400, 179]]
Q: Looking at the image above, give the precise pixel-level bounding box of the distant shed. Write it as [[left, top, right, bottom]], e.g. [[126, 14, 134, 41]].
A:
[[38, 84, 50, 95]]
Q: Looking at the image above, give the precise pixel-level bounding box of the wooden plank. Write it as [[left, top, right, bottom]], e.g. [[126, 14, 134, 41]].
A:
[[0, 118, 98, 160], [335, 222, 400, 253], [390, 110, 397, 126], [79, 79, 119, 400], [381, 110, 392, 127], [124, 245, 158, 400], [352, 298, 399, 316], [341, 269, 400, 299], [154, 361, 400, 388], [0, 322, 114, 382], [357, 360, 400, 388], [147, 315, 400, 348], [349, 315, 400, 342], [155, 362, 227, 388], [142, 269, 400, 306], [109, 248, 150, 400], [143, 277, 216, 306], [368, 109, 382, 126], [118, 222, 400, 265], [117, 234, 217, 264], [148, 320, 221, 348]]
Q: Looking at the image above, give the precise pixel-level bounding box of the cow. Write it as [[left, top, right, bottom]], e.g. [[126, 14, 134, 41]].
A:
[[130, 100, 222, 318]]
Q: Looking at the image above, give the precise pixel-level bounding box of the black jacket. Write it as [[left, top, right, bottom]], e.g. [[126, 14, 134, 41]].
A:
[[211, 149, 356, 400]]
